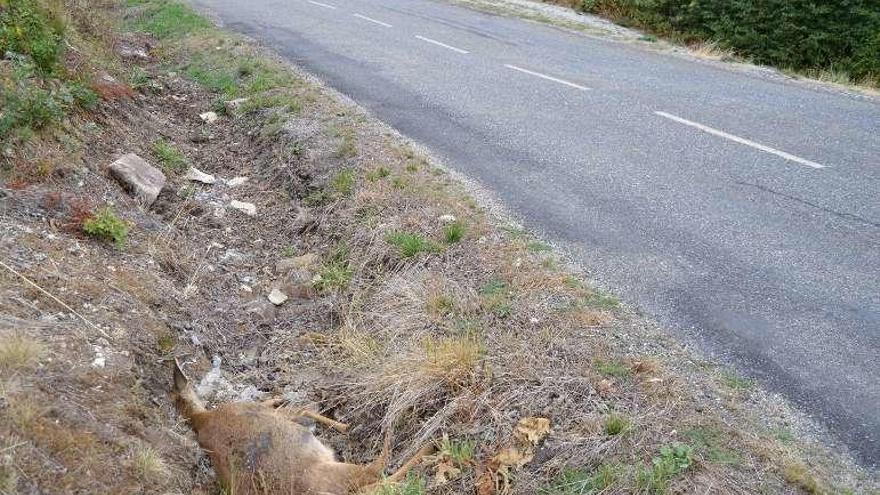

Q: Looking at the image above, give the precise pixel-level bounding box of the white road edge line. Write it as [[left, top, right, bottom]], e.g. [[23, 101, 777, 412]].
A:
[[504, 64, 590, 91], [654, 111, 826, 169], [414, 35, 469, 54], [353, 13, 392, 28], [307, 0, 337, 9]]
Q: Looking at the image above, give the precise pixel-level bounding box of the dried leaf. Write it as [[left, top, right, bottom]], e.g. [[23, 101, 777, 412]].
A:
[[493, 446, 533, 468], [514, 417, 551, 445], [431, 460, 461, 487]]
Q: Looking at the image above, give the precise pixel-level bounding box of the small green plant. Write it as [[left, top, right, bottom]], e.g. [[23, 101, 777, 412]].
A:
[[443, 221, 466, 244], [281, 246, 296, 257], [152, 139, 187, 174], [83, 207, 129, 248], [391, 177, 408, 189], [331, 169, 356, 196], [313, 245, 354, 293], [540, 464, 619, 494], [0, 0, 65, 73], [405, 161, 419, 172], [480, 278, 512, 318], [527, 241, 551, 252], [439, 437, 476, 468], [366, 166, 391, 181], [719, 369, 754, 391], [603, 413, 630, 436], [636, 444, 693, 494], [640, 34, 658, 42], [595, 359, 631, 378], [386, 231, 437, 258], [583, 289, 619, 309], [683, 427, 741, 465], [373, 472, 426, 495], [427, 294, 455, 317]]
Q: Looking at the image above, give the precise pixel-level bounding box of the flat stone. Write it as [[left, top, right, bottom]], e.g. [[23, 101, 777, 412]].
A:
[[184, 166, 217, 184], [199, 111, 219, 124], [268, 288, 289, 306], [108, 153, 166, 206], [226, 176, 249, 187], [243, 298, 276, 324], [229, 200, 256, 216]]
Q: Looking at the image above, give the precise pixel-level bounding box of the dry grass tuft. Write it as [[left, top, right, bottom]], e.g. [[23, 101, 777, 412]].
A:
[[0, 334, 44, 372], [130, 445, 170, 482]]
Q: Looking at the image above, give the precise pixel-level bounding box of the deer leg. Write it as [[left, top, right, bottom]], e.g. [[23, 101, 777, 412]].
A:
[[261, 399, 350, 433]]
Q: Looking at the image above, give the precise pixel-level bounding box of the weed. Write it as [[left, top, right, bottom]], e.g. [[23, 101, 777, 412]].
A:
[[422, 335, 484, 389], [0, 333, 44, 371], [636, 444, 693, 494], [405, 161, 419, 173], [386, 232, 437, 258], [130, 445, 169, 482], [331, 169, 356, 196], [640, 34, 658, 42], [443, 221, 466, 244], [129, 67, 151, 89], [595, 359, 630, 378], [152, 139, 187, 174], [366, 166, 391, 181], [541, 464, 619, 494], [391, 177, 408, 189], [583, 289, 619, 309], [373, 472, 426, 495], [480, 278, 512, 318], [335, 133, 357, 158], [82, 207, 129, 248], [0, 0, 65, 73], [281, 246, 297, 258], [240, 93, 302, 113], [185, 64, 237, 96], [773, 427, 795, 445], [313, 245, 353, 293], [156, 333, 175, 354], [527, 241, 551, 252], [427, 294, 455, 318], [130, 0, 211, 39], [782, 461, 821, 494], [718, 369, 753, 391], [439, 437, 476, 468], [683, 427, 740, 465], [604, 413, 630, 436]]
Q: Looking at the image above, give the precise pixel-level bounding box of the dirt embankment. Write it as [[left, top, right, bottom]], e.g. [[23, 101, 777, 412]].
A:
[[1, 1, 877, 494]]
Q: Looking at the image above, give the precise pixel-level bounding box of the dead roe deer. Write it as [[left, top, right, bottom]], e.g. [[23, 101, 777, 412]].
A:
[[172, 360, 433, 494]]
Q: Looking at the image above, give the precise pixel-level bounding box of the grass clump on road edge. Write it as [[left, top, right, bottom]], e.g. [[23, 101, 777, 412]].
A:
[[387, 231, 437, 258]]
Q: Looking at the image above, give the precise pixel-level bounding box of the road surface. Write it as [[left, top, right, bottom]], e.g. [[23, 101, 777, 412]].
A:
[[193, 0, 880, 466]]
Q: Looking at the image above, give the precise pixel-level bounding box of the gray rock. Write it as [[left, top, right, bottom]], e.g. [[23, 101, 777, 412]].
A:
[[268, 288, 289, 306], [229, 200, 257, 216], [108, 153, 166, 206], [275, 253, 318, 274], [199, 111, 219, 124], [226, 176, 249, 187], [185, 166, 217, 184]]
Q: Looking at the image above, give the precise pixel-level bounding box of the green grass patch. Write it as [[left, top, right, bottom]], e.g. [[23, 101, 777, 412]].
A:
[[583, 289, 619, 309], [313, 245, 354, 294], [683, 427, 741, 465], [372, 472, 426, 495], [595, 359, 631, 378], [527, 241, 551, 252], [386, 231, 437, 258], [636, 444, 693, 494], [366, 166, 391, 181], [83, 207, 130, 248], [331, 169, 356, 196], [604, 413, 630, 436], [152, 139, 187, 174], [439, 437, 476, 468], [479, 278, 512, 318], [718, 369, 754, 391], [443, 221, 466, 244], [128, 0, 211, 39], [540, 464, 619, 494]]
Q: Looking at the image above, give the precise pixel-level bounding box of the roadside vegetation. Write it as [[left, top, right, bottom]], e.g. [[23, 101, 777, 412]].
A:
[[544, 0, 880, 88], [0, 0, 876, 494]]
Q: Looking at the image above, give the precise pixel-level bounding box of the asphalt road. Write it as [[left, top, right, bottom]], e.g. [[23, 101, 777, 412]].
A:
[[193, 0, 880, 467]]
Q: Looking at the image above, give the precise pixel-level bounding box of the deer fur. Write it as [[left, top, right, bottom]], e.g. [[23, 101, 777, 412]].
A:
[[172, 360, 433, 494]]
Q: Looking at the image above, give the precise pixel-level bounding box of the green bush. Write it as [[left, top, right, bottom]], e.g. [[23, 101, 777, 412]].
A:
[[571, 0, 880, 82], [83, 208, 130, 248], [0, 0, 65, 73]]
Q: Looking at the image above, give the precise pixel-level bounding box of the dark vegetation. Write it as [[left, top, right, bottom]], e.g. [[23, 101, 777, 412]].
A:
[[551, 0, 880, 86]]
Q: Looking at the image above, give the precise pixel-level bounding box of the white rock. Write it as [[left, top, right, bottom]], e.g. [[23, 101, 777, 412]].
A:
[[108, 153, 166, 206], [229, 200, 257, 216], [199, 111, 219, 124], [91, 347, 106, 368], [226, 176, 249, 187], [268, 288, 289, 306], [184, 166, 217, 184], [439, 214, 457, 224]]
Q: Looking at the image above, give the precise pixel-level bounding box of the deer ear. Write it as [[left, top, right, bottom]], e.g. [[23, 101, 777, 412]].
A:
[[172, 359, 189, 392]]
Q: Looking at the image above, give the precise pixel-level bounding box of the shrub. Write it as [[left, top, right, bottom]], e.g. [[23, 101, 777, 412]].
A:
[[443, 221, 466, 244], [83, 207, 129, 247], [387, 231, 437, 258], [0, 0, 65, 73], [564, 0, 880, 83]]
